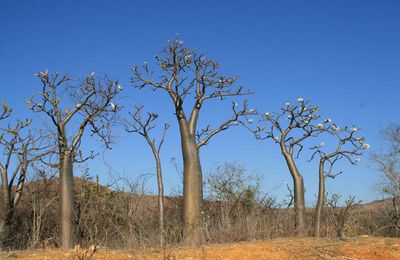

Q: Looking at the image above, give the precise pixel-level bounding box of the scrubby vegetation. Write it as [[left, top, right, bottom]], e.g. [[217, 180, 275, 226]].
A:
[[3, 163, 398, 250]]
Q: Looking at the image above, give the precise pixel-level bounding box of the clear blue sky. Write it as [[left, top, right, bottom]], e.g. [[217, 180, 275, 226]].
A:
[[1, 0, 399, 204]]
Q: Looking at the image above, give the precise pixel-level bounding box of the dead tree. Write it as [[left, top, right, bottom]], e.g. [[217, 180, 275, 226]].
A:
[[248, 98, 328, 236], [326, 194, 361, 237], [125, 105, 169, 248], [27, 71, 122, 248], [370, 123, 400, 232], [0, 112, 48, 248], [131, 38, 254, 245], [309, 125, 368, 237]]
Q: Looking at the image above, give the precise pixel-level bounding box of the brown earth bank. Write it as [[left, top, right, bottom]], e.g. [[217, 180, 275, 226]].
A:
[[1, 237, 399, 260]]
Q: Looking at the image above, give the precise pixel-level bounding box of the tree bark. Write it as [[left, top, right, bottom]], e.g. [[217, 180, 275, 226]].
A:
[[314, 160, 325, 237], [154, 151, 165, 248], [283, 153, 306, 237], [179, 118, 203, 246], [59, 151, 75, 248], [0, 169, 11, 249]]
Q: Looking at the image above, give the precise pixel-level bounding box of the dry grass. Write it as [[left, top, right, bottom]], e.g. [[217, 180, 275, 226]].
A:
[[1, 237, 399, 260]]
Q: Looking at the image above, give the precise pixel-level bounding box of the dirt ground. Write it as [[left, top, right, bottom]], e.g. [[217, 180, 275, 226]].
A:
[[1, 237, 399, 260]]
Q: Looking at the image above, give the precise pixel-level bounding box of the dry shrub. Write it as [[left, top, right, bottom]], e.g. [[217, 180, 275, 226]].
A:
[[4, 164, 399, 250]]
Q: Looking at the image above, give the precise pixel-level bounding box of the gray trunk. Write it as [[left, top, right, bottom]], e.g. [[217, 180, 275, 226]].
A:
[[283, 153, 306, 237], [314, 161, 325, 237], [179, 119, 203, 246], [59, 152, 75, 248], [0, 175, 11, 249], [155, 153, 165, 248]]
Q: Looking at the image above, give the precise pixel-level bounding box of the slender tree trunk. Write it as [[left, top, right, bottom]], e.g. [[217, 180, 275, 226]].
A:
[[179, 119, 203, 246], [283, 153, 306, 237], [154, 153, 165, 248], [314, 160, 325, 237], [0, 169, 11, 249], [59, 151, 75, 248]]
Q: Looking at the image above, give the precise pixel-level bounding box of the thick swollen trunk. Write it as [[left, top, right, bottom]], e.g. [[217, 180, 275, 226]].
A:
[[59, 152, 75, 248], [0, 176, 11, 249], [314, 161, 325, 237], [179, 120, 203, 246], [283, 153, 306, 237]]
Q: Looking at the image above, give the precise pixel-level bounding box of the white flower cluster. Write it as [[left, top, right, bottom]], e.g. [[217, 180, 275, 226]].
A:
[[332, 124, 340, 131], [110, 103, 117, 112], [297, 97, 304, 102], [37, 70, 49, 77]]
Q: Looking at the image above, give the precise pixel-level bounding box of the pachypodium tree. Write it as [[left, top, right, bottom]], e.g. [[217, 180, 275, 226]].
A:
[[27, 71, 122, 248], [125, 105, 169, 247], [249, 98, 328, 236], [309, 125, 369, 237], [0, 104, 48, 248], [131, 38, 255, 245]]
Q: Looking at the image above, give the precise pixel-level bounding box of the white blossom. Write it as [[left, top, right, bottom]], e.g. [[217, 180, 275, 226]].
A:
[[285, 102, 290, 106], [248, 119, 253, 124], [352, 127, 358, 132], [39, 70, 49, 77], [265, 112, 270, 117], [118, 84, 123, 90], [320, 142, 325, 147], [249, 108, 255, 113], [317, 123, 324, 128], [76, 103, 82, 108], [324, 118, 331, 123], [355, 158, 361, 163], [233, 102, 238, 107], [287, 115, 291, 120], [110, 103, 117, 111], [297, 97, 304, 102], [332, 125, 340, 131], [363, 143, 370, 149]]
